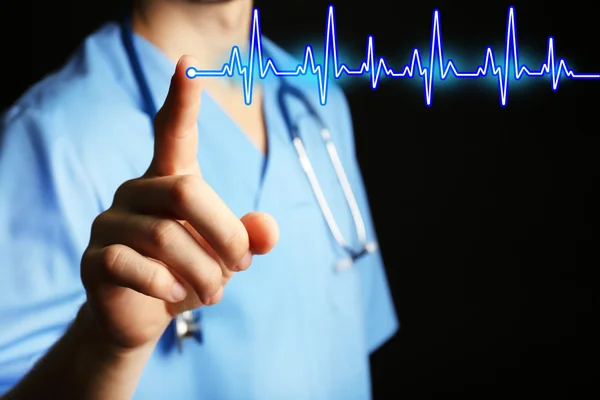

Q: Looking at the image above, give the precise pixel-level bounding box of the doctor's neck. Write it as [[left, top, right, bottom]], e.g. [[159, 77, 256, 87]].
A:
[[132, 0, 253, 70]]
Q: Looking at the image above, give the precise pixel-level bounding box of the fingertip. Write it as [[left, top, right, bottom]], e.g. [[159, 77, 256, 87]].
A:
[[178, 54, 198, 67], [185, 66, 197, 79], [176, 55, 201, 82], [179, 55, 199, 80], [171, 55, 202, 96], [233, 250, 253, 272], [205, 286, 224, 306], [170, 281, 188, 303], [262, 213, 280, 244], [241, 212, 279, 255]]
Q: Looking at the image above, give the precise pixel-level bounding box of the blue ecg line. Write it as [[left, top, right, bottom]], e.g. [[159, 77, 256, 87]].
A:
[[185, 6, 600, 106]]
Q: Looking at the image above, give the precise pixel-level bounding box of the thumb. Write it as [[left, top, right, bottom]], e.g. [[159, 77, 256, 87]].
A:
[[148, 55, 203, 177], [240, 212, 280, 255]]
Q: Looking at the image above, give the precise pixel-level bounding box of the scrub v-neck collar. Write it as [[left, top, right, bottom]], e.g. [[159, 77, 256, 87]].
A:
[[128, 31, 294, 209]]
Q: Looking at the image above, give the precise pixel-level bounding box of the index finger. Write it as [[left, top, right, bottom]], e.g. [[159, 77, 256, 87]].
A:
[[148, 55, 203, 177]]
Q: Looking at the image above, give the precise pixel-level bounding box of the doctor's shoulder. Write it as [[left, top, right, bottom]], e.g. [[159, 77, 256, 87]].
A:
[[1, 38, 154, 201], [3, 35, 144, 146]]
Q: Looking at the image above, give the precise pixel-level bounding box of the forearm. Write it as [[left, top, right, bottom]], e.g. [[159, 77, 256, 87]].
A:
[[2, 304, 155, 400]]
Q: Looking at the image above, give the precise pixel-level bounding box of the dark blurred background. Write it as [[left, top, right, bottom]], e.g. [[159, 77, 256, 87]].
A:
[[1, 0, 598, 397]]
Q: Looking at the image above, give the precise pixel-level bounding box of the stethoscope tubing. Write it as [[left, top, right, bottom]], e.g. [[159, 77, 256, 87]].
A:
[[119, 18, 376, 348]]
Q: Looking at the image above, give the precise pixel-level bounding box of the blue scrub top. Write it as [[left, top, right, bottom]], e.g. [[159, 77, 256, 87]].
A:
[[0, 23, 398, 399]]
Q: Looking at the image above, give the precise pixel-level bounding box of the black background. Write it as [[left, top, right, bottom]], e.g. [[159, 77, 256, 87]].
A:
[[1, 0, 598, 397]]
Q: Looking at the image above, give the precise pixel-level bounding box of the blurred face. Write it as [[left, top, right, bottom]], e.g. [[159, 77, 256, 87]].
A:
[[179, 0, 240, 3], [138, 0, 241, 4]]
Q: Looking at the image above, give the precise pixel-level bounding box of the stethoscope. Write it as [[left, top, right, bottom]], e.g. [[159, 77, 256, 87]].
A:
[[120, 18, 377, 350]]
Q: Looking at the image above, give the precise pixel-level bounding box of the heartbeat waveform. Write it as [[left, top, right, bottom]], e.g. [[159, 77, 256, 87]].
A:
[[185, 6, 600, 106]]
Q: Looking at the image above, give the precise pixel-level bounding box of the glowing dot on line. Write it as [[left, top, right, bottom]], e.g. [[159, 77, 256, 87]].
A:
[[186, 67, 198, 79], [185, 6, 600, 107]]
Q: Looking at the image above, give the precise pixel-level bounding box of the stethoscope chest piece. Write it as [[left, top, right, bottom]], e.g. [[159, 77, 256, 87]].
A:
[[334, 241, 378, 272], [175, 310, 203, 352]]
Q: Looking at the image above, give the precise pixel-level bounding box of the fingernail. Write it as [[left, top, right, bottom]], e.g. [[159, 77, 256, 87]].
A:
[[235, 251, 252, 271], [205, 286, 223, 306], [171, 281, 187, 302]]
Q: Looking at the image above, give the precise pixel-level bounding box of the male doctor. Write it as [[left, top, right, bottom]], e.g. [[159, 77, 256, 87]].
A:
[[0, 0, 398, 398]]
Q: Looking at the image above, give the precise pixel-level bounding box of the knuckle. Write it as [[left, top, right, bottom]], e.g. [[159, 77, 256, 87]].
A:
[[100, 244, 127, 279], [113, 178, 136, 204], [90, 210, 115, 239], [90, 213, 104, 237], [80, 248, 95, 287], [91, 210, 109, 230], [170, 174, 201, 210], [149, 219, 179, 250]]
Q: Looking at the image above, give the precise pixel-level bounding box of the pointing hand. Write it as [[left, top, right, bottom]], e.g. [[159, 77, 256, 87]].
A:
[[80, 55, 279, 351]]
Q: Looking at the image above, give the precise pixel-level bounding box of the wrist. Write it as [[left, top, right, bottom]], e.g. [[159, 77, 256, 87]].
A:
[[67, 304, 156, 399], [4, 304, 156, 400], [74, 303, 156, 362]]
